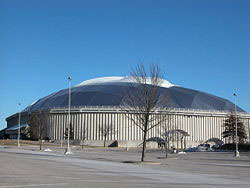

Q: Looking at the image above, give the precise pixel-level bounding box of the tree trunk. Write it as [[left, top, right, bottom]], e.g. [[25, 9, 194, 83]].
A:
[[80, 140, 84, 150], [184, 137, 186, 149], [39, 127, 42, 150], [141, 130, 147, 162], [165, 139, 168, 158], [168, 136, 170, 150], [177, 135, 179, 153], [39, 139, 42, 150], [104, 135, 106, 147], [181, 136, 183, 150]]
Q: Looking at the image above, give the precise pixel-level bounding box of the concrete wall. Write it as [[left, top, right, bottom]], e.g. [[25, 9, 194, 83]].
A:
[[6, 107, 250, 148], [47, 108, 250, 147]]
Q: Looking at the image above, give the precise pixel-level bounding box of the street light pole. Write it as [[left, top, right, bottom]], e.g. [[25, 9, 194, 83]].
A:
[[66, 76, 73, 154], [234, 93, 240, 157], [18, 103, 21, 148]]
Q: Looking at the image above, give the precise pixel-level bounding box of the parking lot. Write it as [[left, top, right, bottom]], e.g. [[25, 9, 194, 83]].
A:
[[0, 145, 250, 188]]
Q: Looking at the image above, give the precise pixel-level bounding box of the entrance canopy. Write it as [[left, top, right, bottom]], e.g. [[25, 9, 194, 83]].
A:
[[163, 129, 190, 137], [5, 124, 28, 135]]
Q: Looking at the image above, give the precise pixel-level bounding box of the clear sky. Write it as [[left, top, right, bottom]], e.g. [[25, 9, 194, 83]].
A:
[[0, 0, 249, 130]]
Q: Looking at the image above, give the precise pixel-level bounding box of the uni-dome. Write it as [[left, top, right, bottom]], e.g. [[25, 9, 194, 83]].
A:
[[24, 76, 244, 112]]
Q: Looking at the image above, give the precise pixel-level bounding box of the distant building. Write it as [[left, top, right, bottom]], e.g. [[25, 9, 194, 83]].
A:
[[5, 77, 250, 147]]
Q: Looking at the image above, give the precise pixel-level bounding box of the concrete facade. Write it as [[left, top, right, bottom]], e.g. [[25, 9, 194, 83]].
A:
[[6, 107, 250, 148]]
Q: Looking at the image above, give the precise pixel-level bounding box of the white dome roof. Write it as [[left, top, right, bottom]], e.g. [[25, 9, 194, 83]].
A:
[[77, 76, 175, 88]]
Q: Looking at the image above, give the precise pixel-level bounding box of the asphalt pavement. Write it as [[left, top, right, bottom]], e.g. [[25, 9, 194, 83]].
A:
[[0, 146, 250, 188]]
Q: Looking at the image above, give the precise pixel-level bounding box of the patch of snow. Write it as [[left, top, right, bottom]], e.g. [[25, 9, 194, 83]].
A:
[[178, 151, 186, 154], [77, 77, 124, 86], [65, 151, 74, 155], [30, 100, 38, 106], [76, 76, 175, 88], [22, 100, 38, 112], [44, 149, 52, 152]]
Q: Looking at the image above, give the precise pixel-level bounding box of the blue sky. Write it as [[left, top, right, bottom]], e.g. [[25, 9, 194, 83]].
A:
[[0, 0, 249, 130]]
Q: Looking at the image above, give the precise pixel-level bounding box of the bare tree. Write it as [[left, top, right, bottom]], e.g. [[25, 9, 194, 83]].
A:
[[159, 114, 175, 158], [80, 127, 88, 149], [121, 63, 168, 162], [100, 124, 115, 147], [28, 111, 49, 150], [163, 129, 190, 154], [64, 123, 74, 140]]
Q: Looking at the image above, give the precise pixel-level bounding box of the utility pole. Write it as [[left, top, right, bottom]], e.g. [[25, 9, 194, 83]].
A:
[[234, 93, 240, 157], [18, 103, 21, 148], [66, 76, 73, 155]]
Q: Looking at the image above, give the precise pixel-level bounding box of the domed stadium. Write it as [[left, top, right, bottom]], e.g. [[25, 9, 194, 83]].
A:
[[23, 76, 244, 112], [5, 77, 250, 147]]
